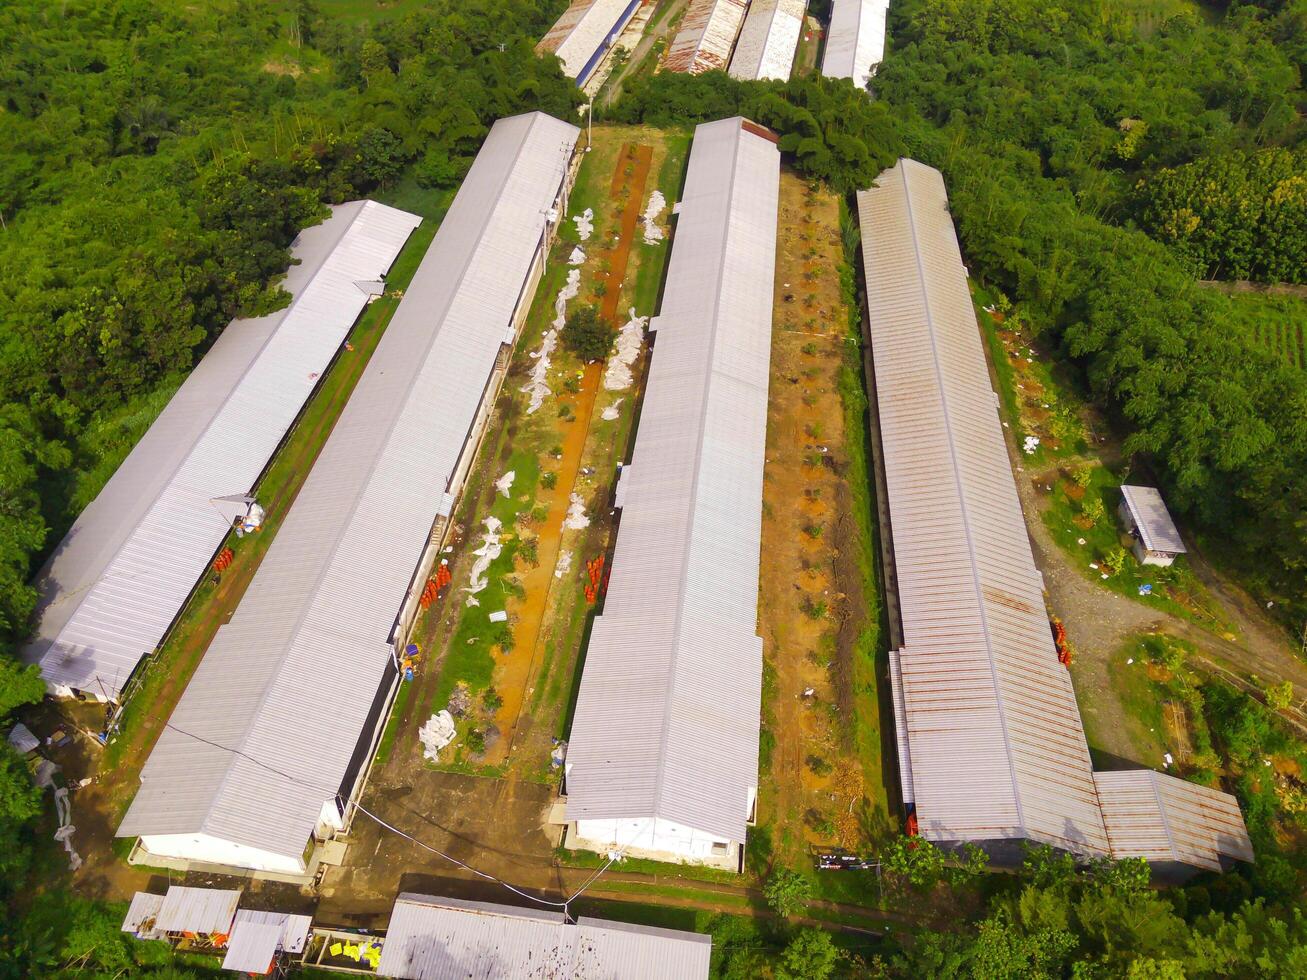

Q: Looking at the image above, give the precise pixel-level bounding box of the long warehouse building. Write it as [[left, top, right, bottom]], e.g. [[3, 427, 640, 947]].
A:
[[537, 0, 643, 86], [728, 0, 807, 82], [564, 117, 779, 871], [665, 0, 749, 74], [117, 111, 580, 877], [858, 158, 1253, 879], [821, 0, 888, 90], [26, 201, 421, 702]]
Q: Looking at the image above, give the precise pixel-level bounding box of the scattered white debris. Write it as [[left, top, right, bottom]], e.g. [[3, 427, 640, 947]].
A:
[[495, 470, 515, 498], [1127, 658, 1135, 665], [419, 710, 457, 761], [573, 207, 594, 241], [1023, 435, 1041, 454], [1089, 563, 1099, 569], [604, 308, 645, 391], [554, 268, 581, 330], [642, 190, 666, 245], [1002, 421, 1010, 428], [601, 398, 623, 421], [564, 493, 590, 530], [555, 550, 573, 579], [488, 610, 508, 623], [568, 246, 586, 265], [1164, 752, 1174, 767], [464, 517, 503, 604], [1077, 537, 1087, 545], [1101, 573, 1109, 579], [551, 740, 568, 769], [522, 329, 558, 415], [53, 787, 81, 871]]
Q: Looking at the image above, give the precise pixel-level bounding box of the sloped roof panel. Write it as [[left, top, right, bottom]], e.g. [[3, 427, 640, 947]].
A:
[[118, 113, 580, 865], [821, 0, 888, 88], [565, 118, 778, 845], [537, 0, 642, 80], [29, 200, 420, 699], [857, 159, 1109, 855], [154, 886, 241, 935], [1120, 485, 1187, 554], [728, 0, 807, 81], [665, 0, 749, 74]]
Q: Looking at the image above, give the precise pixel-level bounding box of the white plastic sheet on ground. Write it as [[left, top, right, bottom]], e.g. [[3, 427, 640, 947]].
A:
[[554, 267, 580, 328], [642, 190, 666, 245], [601, 398, 623, 421], [495, 470, 515, 498], [573, 208, 594, 241], [603, 308, 645, 391], [522, 329, 558, 415], [419, 710, 457, 762], [555, 550, 573, 580], [53, 787, 81, 871], [564, 493, 590, 530], [568, 246, 586, 265], [464, 516, 503, 605], [1023, 435, 1041, 454]]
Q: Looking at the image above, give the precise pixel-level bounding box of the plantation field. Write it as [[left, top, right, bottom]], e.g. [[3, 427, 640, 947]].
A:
[[1226, 292, 1307, 371]]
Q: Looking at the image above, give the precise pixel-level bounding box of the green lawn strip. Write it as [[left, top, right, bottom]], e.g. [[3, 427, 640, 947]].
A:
[[1040, 464, 1231, 632], [1078, 637, 1171, 768], [373, 673, 415, 767], [1224, 291, 1307, 372], [630, 129, 690, 317], [106, 223, 438, 768], [562, 849, 744, 886]]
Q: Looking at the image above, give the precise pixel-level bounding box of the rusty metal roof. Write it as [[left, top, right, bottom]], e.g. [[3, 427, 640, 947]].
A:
[[665, 0, 749, 74], [1095, 770, 1253, 871], [537, 0, 642, 81], [858, 159, 1110, 856]]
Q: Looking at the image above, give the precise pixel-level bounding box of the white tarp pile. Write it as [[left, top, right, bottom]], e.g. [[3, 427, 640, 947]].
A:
[[522, 329, 558, 415], [642, 190, 666, 244], [495, 470, 516, 498], [601, 398, 623, 422], [464, 517, 503, 606], [53, 787, 82, 871], [568, 246, 586, 265], [603, 308, 645, 391], [419, 710, 457, 762], [564, 493, 590, 531], [1023, 435, 1041, 455], [555, 550, 573, 580], [554, 268, 581, 328], [573, 207, 594, 241]]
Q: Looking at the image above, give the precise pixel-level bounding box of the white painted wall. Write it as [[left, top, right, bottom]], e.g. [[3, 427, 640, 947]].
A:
[[139, 832, 306, 876], [576, 816, 736, 862]]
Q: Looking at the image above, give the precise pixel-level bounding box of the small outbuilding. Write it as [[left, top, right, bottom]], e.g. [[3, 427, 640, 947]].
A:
[[1119, 485, 1187, 567]]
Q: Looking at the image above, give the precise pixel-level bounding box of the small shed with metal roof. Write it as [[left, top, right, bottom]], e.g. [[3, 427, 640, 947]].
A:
[[537, 0, 643, 85], [26, 200, 420, 702], [117, 111, 579, 876], [221, 909, 313, 974], [1119, 485, 1187, 566], [376, 894, 711, 980], [564, 117, 779, 870], [665, 0, 749, 74]]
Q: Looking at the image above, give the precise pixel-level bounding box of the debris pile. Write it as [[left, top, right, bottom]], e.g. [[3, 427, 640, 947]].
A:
[[419, 710, 457, 761], [568, 246, 586, 265], [642, 190, 666, 245], [601, 398, 623, 422], [495, 470, 516, 498], [564, 493, 590, 530], [603, 308, 645, 391], [464, 517, 503, 605], [522, 329, 558, 414], [573, 207, 594, 241]]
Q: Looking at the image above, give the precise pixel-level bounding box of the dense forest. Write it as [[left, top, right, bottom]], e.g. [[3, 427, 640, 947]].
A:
[[0, 0, 1305, 975]]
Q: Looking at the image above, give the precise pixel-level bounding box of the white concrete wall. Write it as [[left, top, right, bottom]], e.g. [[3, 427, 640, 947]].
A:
[[575, 816, 736, 863], [139, 832, 306, 876]]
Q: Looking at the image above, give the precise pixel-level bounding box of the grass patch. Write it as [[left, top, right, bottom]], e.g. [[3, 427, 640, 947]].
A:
[[631, 129, 691, 316], [1224, 291, 1307, 372]]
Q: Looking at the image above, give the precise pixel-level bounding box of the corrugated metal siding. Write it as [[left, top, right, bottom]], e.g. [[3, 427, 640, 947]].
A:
[[1095, 771, 1253, 871], [121, 892, 165, 936], [537, 0, 641, 80], [665, 0, 749, 74], [1120, 485, 1186, 554], [118, 112, 580, 866], [376, 894, 710, 980], [728, 0, 807, 81], [564, 118, 778, 846], [29, 201, 421, 699], [857, 159, 1109, 855], [154, 886, 241, 935], [222, 910, 313, 971], [820, 0, 888, 88]]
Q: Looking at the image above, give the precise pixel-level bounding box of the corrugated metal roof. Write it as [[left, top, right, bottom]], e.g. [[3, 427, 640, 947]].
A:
[[1120, 485, 1187, 554], [820, 0, 888, 89], [154, 886, 241, 935], [222, 910, 313, 973], [28, 201, 421, 700], [537, 0, 642, 80], [7, 722, 38, 755], [1095, 771, 1253, 871], [665, 0, 749, 74], [117, 112, 579, 868], [122, 892, 165, 938], [857, 159, 1109, 855], [376, 893, 711, 980], [564, 118, 778, 846], [728, 0, 807, 81]]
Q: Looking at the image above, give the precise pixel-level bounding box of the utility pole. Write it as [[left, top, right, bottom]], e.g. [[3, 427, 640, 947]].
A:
[[586, 101, 593, 151]]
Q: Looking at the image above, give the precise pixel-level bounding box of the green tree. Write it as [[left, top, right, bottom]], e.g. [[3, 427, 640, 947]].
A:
[[880, 834, 947, 893], [1265, 681, 1293, 712], [763, 867, 812, 919], [777, 928, 839, 980], [562, 306, 617, 362]]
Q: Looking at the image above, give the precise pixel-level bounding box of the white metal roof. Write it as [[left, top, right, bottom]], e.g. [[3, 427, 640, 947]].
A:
[[820, 0, 888, 89], [154, 886, 241, 935], [858, 159, 1109, 855], [1120, 485, 1187, 555], [565, 118, 778, 845], [537, 0, 642, 81], [122, 892, 166, 939], [28, 200, 421, 699], [376, 894, 711, 980], [665, 0, 749, 74], [1095, 771, 1253, 872], [117, 112, 579, 868], [728, 0, 807, 81], [222, 910, 313, 973], [7, 722, 38, 755]]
